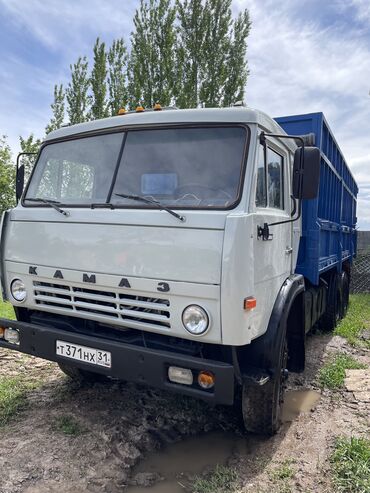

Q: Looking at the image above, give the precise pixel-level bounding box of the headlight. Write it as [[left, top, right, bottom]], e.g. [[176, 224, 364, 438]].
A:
[[10, 279, 27, 302], [182, 305, 209, 335]]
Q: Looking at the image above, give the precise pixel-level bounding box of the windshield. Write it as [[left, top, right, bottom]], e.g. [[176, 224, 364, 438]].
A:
[[25, 126, 247, 209]]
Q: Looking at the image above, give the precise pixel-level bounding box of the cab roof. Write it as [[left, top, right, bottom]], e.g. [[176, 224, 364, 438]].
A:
[[45, 106, 291, 146]]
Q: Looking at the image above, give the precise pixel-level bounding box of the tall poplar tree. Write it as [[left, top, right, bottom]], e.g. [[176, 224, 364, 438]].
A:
[[129, 0, 176, 108], [175, 0, 207, 108], [199, 0, 233, 107], [90, 38, 108, 119], [107, 38, 129, 115], [176, 0, 250, 108], [45, 84, 65, 134], [223, 10, 251, 106], [66, 57, 91, 124]]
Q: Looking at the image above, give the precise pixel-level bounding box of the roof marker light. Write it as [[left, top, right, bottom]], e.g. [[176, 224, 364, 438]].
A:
[[136, 104, 145, 113], [117, 108, 127, 115], [153, 103, 162, 111]]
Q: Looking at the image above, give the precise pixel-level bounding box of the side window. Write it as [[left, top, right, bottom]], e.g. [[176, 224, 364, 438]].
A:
[[267, 148, 283, 209], [255, 144, 266, 207], [255, 142, 284, 210]]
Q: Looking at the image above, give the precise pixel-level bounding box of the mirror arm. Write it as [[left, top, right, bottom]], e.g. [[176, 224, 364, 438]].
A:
[[257, 200, 302, 241]]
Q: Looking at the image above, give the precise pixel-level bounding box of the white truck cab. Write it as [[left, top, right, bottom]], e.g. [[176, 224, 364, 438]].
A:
[[0, 107, 331, 434]]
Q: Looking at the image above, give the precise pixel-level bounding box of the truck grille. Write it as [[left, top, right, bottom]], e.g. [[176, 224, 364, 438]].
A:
[[33, 281, 171, 330]]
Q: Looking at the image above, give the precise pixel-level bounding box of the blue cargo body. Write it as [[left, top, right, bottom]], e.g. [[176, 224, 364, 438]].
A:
[[275, 113, 358, 286]]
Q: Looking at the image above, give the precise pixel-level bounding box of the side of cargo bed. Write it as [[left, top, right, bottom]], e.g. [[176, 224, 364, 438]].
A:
[[275, 112, 358, 286]]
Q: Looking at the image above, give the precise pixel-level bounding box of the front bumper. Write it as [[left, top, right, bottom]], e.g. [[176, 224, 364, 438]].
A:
[[0, 317, 234, 405]]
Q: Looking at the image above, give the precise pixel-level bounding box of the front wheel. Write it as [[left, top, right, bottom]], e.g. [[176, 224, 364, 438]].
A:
[[241, 334, 288, 435]]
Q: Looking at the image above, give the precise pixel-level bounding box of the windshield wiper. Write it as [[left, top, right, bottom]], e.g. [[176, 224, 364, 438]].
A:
[[114, 193, 185, 222], [25, 198, 70, 217]]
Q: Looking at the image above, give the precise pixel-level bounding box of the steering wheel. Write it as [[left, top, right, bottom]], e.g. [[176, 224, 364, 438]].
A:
[[174, 184, 232, 200]]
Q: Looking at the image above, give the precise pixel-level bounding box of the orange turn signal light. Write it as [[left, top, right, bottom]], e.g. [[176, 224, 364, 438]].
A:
[[117, 108, 127, 115], [198, 370, 215, 389], [0, 327, 5, 338], [244, 296, 257, 311]]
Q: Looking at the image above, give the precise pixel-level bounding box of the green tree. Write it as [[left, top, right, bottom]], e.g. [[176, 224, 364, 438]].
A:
[[45, 84, 65, 134], [176, 0, 251, 108], [107, 38, 129, 115], [66, 57, 91, 124], [222, 10, 251, 107], [199, 0, 233, 107], [176, 0, 207, 108], [0, 136, 15, 213], [90, 38, 108, 119], [129, 0, 176, 108]]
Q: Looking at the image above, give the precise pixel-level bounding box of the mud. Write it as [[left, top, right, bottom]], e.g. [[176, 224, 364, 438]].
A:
[[0, 331, 369, 493]]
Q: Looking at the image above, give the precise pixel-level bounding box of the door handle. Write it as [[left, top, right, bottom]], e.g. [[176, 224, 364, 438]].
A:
[[285, 246, 293, 255]]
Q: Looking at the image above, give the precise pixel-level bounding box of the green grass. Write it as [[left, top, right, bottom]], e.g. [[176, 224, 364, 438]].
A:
[[335, 294, 370, 347], [270, 459, 295, 481], [192, 466, 238, 493], [318, 352, 366, 390], [330, 436, 370, 493], [0, 376, 32, 426], [53, 415, 85, 436], [0, 300, 15, 319]]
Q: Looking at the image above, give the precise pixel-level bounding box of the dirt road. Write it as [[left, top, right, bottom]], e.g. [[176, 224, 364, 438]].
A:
[[0, 331, 368, 493]]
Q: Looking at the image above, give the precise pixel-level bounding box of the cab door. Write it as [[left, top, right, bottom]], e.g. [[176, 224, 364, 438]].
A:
[[252, 133, 293, 334]]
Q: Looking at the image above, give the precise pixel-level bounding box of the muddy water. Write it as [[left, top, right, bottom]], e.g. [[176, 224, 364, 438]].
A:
[[127, 390, 320, 492], [127, 431, 247, 492], [282, 390, 320, 422]]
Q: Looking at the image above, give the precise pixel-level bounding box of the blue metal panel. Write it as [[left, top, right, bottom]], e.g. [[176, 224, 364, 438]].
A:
[[274, 113, 358, 286]]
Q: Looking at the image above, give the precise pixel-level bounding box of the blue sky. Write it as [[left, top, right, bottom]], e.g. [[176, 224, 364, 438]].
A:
[[0, 0, 369, 228]]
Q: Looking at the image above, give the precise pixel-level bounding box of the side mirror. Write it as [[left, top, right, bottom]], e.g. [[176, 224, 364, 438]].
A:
[[292, 146, 321, 199], [16, 164, 25, 202]]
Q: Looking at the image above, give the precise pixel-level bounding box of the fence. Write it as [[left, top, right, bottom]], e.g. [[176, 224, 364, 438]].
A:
[[351, 252, 370, 293], [350, 231, 370, 293]]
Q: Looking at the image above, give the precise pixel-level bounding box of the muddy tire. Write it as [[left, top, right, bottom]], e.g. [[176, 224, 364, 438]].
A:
[[320, 272, 341, 331], [339, 271, 349, 319], [241, 334, 288, 435], [58, 363, 108, 384]]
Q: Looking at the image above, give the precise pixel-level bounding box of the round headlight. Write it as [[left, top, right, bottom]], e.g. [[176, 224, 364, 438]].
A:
[[11, 279, 27, 302], [182, 305, 209, 335]]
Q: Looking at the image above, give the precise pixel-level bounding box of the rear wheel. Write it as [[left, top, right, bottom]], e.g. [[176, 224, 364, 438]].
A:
[[58, 363, 108, 384], [241, 332, 288, 435]]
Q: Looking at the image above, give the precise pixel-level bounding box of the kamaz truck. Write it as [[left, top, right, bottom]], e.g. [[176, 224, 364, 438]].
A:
[[0, 107, 357, 434]]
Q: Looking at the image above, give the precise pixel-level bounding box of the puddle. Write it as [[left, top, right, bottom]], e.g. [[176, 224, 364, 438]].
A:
[[282, 389, 320, 422], [127, 431, 246, 493], [127, 390, 320, 492]]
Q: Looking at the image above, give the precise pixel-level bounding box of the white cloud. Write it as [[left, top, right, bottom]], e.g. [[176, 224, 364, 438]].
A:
[[0, 0, 135, 55]]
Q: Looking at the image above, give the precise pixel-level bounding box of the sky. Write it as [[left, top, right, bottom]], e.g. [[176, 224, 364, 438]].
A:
[[0, 0, 369, 228]]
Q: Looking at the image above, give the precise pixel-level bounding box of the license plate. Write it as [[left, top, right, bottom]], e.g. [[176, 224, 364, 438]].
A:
[[56, 340, 112, 368]]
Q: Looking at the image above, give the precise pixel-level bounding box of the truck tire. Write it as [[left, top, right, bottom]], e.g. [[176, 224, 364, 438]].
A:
[[339, 271, 349, 318], [241, 332, 288, 435], [320, 272, 341, 331], [58, 363, 108, 384]]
